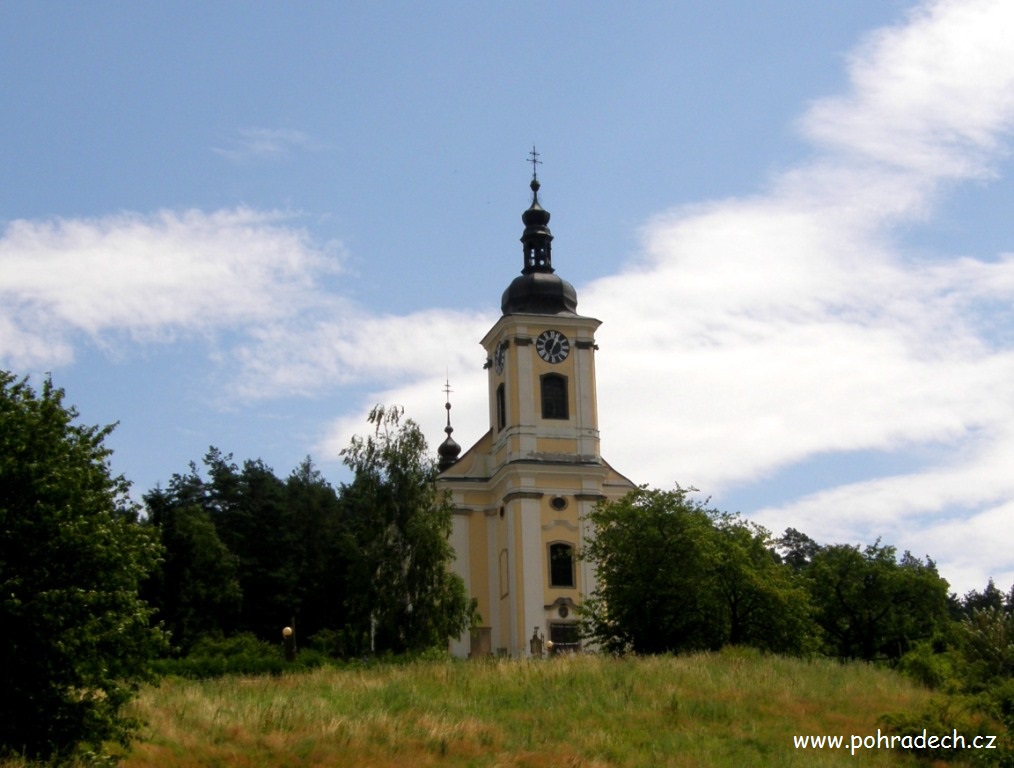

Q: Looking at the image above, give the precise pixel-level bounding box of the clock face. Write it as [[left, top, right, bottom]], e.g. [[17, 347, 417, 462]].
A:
[[536, 329, 570, 364], [494, 341, 507, 374]]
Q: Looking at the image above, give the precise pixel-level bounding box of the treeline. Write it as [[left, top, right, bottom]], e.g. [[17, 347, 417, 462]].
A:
[[584, 487, 950, 659], [581, 486, 1014, 759], [142, 406, 472, 658], [582, 485, 1011, 663]]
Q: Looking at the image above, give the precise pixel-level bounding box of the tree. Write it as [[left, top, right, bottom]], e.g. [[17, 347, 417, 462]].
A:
[[959, 607, 1014, 687], [805, 541, 950, 660], [145, 450, 364, 651], [580, 486, 721, 654], [228, 457, 301, 639], [143, 487, 241, 652], [145, 451, 304, 645], [0, 372, 165, 760], [711, 516, 814, 654], [959, 578, 1011, 616], [284, 458, 355, 642], [339, 406, 471, 654], [776, 527, 822, 572], [580, 486, 812, 655]]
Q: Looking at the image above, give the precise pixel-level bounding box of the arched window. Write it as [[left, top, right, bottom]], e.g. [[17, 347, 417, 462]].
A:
[[496, 383, 506, 431], [541, 374, 568, 420], [549, 542, 575, 588]]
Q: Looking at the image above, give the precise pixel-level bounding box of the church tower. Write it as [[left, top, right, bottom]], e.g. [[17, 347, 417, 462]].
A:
[[437, 158, 634, 658]]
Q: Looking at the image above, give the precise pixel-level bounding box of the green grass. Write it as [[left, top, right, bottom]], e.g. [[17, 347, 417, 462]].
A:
[[5, 650, 986, 767]]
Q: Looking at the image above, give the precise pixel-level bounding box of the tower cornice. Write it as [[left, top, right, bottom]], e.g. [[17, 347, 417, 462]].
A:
[[481, 313, 601, 351]]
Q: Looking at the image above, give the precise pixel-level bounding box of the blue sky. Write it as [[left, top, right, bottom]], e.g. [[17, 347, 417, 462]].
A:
[[3, 0, 1014, 594]]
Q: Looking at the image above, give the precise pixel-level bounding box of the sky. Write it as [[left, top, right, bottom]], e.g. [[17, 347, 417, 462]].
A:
[[3, 0, 1014, 595]]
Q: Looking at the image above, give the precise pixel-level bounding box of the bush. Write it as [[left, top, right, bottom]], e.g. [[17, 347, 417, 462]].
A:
[[152, 633, 326, 678], [897, 641, 962, 692], [879, 698, 1002, 763], [305, 627, 369, 659]]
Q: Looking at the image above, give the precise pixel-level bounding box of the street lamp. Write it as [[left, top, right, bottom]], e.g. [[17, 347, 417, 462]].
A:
[[282, 625, 296, 661]]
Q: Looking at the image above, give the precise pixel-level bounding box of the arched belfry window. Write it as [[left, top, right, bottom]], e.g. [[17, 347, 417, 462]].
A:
[[541, 374, 568, 420], [549, 542, 575, 588], [496, 384, 506, 431]]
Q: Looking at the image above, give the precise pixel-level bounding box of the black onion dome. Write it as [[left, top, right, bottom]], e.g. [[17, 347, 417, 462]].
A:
[[501, 272, 578, 315], [437, 433, 461, 471], [501, 177, 579, 315]]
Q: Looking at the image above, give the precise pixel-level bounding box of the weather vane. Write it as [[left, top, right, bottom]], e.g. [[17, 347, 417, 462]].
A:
[[528, 145, 542, 181]]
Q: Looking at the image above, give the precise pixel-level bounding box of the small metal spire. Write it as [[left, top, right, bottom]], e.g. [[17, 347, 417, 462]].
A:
[[442, 378, 454, 428], [437, 377, 461, 471]]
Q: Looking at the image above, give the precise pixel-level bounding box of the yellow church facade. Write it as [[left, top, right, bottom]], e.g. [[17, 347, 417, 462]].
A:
[[437, 168, 634, 658]]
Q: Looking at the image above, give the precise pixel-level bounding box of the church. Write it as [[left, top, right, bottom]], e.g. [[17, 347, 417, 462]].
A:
[[436, 161, 635, 658]]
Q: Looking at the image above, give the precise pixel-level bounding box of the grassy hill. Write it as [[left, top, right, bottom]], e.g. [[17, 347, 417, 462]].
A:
[[90, 649, 985, 767]]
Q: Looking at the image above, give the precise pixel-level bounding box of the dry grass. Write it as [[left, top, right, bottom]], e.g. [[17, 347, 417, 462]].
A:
[[108, 651, 944, 767], [3, 651, 955, 766]]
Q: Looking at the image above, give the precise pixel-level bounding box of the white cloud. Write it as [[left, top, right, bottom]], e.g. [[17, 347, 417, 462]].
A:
[[230, 308, 495, 399], [0, 208, 341, 368], [587, 193, 1014, 492], [212, 127, 315, 163], [0, 205, 490, 405], [802, 0, 1014, 179]]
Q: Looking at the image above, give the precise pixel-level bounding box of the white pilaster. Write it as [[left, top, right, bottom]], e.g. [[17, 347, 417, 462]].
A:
[[518, 496, 544, 656], [448, 514, 471, 657]]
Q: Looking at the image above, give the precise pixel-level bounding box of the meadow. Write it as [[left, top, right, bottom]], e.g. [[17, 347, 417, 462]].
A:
[[95, 650, 971, 767]]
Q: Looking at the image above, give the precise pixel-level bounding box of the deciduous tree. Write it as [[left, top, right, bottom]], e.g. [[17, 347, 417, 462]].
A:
[[0, 372, 165, 760], [580, 486, 812, 655], [339, 406, 471, 654], [805, 541, 949, 660]]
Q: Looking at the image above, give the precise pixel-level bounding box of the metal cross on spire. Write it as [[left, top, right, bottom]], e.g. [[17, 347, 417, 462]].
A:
[[528, 145, 542, 182], [442, 376, 454, 427]]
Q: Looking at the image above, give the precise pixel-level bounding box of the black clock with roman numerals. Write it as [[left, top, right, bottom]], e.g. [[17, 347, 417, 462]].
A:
[[536, 329, 570, 364], [494, 340, 508, 374]]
